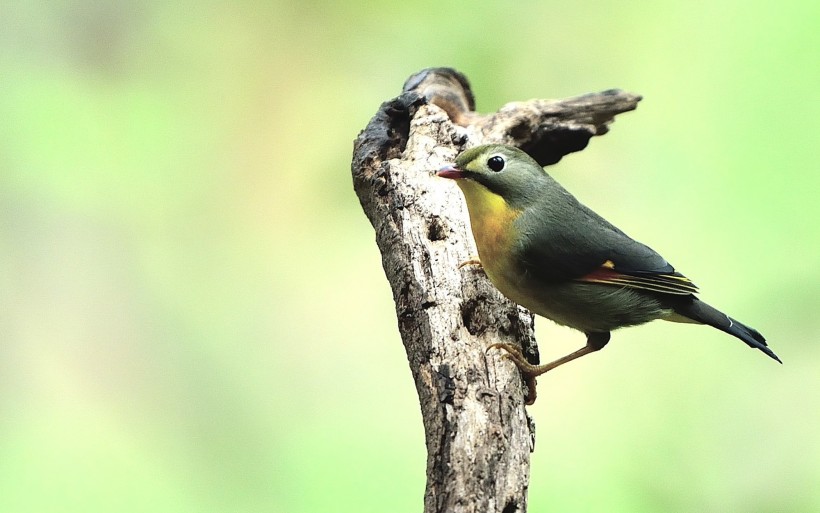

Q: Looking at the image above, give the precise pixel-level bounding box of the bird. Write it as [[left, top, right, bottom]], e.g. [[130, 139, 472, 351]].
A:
[[436, 143, 780, 404]]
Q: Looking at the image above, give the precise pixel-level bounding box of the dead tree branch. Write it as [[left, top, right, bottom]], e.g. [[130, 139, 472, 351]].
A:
[[352, 67, 641, 513]]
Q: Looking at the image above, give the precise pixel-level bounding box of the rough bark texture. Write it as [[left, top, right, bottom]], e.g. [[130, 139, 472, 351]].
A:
[[352, 68, 641, 513]]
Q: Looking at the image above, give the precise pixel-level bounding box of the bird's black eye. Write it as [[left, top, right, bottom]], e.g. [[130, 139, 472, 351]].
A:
[[487, 155, 505, 172]]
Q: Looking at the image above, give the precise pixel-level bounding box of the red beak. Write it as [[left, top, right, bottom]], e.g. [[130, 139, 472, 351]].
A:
[[437, 165, 466, 179]]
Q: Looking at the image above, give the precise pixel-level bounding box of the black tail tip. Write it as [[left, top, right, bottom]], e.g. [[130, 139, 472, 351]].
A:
[[734, 321, 781, 364], [757, 344, 782, 364]]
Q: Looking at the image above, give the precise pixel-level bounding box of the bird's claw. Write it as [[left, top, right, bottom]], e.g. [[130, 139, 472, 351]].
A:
[[487, 343, 538, 374], [487, 342, 539, 404], [458, 256, 482, 269]]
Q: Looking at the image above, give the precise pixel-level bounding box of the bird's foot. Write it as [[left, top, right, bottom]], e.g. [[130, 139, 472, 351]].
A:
[[458, 256, 482, 269], [487, 343, 537, 373], [487, 343, 539, 405], [488, 336, 606, 405]]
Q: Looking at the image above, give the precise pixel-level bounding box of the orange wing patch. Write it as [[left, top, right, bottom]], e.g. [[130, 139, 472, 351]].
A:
[[578, 266, 699, 295]]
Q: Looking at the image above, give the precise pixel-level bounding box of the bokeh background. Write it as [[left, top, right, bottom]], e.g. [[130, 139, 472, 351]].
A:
[[2, 1, 819, 512]]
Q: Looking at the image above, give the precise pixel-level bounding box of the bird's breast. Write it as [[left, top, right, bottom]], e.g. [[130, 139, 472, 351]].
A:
[[457, 183, 525, 301]]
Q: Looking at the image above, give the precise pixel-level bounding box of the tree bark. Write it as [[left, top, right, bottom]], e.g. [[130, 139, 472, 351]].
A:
[[351, 68, 641, 513]]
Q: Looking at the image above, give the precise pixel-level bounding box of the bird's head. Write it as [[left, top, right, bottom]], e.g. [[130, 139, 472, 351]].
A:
[[437, 144, 547, 210]]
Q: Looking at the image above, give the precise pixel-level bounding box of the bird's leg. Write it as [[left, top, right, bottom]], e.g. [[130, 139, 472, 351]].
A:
[[488, 332, 610, 404], [458, 255, 482, 269], [489, 332, 611, 377]]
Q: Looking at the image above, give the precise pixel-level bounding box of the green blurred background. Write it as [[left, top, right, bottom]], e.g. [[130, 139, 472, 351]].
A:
[[1, 1, 818, 512]]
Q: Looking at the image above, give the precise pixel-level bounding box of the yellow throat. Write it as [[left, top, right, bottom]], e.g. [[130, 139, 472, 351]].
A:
[[456, 180, 522, 291]]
